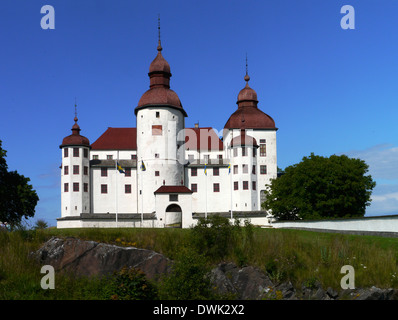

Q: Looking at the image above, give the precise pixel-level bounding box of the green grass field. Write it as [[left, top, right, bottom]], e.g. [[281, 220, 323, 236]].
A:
[[1, 225, 398, 299]]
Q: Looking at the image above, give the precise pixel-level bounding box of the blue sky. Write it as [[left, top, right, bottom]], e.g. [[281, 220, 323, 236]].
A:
[[1, 0, 398, 227]]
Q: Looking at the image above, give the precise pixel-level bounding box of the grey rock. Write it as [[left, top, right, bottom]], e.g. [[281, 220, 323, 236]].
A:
[[31, 237, 172, 280]]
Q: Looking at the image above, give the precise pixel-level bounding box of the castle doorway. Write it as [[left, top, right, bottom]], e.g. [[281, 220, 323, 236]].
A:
[[165, 204, 182, 228]]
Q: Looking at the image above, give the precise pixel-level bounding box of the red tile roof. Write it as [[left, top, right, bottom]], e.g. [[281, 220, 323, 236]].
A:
[[154, 185, 193, 194], [91, 128, 137, 150], [184, 127, 224, 151], [91, 127, 224, 151]]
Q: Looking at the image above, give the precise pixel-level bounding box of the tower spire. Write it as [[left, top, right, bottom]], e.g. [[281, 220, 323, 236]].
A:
[[157, 14, 162, 52], [244, 53, 250, 85], [74, 98, 78, 122]]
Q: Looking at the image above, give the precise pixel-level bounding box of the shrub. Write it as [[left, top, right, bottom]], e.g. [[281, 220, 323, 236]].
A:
[[105, 266, 158, 300]]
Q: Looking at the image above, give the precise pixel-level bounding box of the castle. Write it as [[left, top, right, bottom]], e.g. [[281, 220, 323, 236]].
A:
[[57, 36, 278, 229]]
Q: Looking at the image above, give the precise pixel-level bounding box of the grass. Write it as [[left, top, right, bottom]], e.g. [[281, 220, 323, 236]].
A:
[[1, 224, 398, 299]]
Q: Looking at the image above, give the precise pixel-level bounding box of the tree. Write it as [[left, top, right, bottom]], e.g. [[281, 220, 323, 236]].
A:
[[262, 153, 376, 220], [0, 140, 39, 228]]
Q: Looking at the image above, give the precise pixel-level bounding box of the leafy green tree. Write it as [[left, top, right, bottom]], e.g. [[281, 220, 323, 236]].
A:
[[262, 153, 376, 220], [0, 140, 39, 228]]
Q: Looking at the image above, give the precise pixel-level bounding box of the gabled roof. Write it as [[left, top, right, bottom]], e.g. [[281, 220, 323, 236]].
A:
[[91, 128, 137, 150], [154, 185, 193, 194], [90, 127, 224, 151], [184, 127, 224, 151]]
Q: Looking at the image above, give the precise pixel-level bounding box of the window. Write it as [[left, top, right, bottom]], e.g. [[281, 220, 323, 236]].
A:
[[234, 181, 238, 190], [64, 183, 69, 192], [233, 165, 238, 174], [213, 168, 219, 176], [213, 183, 220, 192], [218, 154, 223, 160], [233, 148, 238, 157], [242, 147, 246, 157], [101, 184, 108, 194], [125, 184, 131, 194], [169, 194, 178, 202], [84, 166, 88, 175], [155, 171, 160, 176], [73, 165, 79, 175], [101, 167, 107, 177], [93, 155, 99, 160], [73, 182, 79, 192], [107, 155, 113, 160], [64, 148, 69, 158], [64, 165, 69, 175], [125, 168, 131, 177], [155, 153, 159, 158], [260, 139, 266, 143], [188, 154, 194, 162], [131, 154, 137, 160], [191, 184, 197, 193], [260, 165, 267, 175], [156, 111, 160, 118], [252, 165, 256, 175], [152, 125, 162, 135], [252, 181, 256, 190], [73, 148, 79, 157], [243, 181, 249, 190], [260, 144, 266, 157], [191, 168, 197, 176], [243, 164, 248, 174], [84, 149, 88, 158], [84, 183, 88, 192]]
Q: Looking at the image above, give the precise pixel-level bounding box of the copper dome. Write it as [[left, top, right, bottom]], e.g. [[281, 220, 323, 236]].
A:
[[224, 74, 276, 130], [60, 117, 90, 148], [135, 43, 187, 117]]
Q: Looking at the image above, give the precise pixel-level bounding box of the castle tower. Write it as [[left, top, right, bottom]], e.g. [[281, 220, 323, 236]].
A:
[[59, 113, 91, 218], [224, 66, 277, 211], [134, 32, 187, 214]]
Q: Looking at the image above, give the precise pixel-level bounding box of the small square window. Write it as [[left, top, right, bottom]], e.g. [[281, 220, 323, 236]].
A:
[[125, 168, 131, 177], [125, 184, 131, 194], [260, 165, 267, 175], [101, 184, 108, 194], [234, 181, 238, 190], [93, 155, 99, 160], [73, 148, 79, 157], [242, 164, 248, 174], [252, 165, 256, 175], [64, 148, 69, 158], [64, 183, 69, 192], [107, 155, 113, 160], [252, 181, 256, 190], [155, 153, 160, 158], [213, 183, 220, 192], [131, 154, 137, 160], [191, 168, 197, 176], [101, 168, 107, 177], [213, 168, 219, 176], [155, 171, 160, 176], [73, 182, 79, 192], [84, 166, 88, 175], [84, 149, 88, 158], [156, 111, 160, 118], [233, 165, 238, 174], [64, 165, 69, 175], [191, 184, 197, 193], [169, 194, 178, 202], [243, 181, 249, 190], [84, 183, 88, 192], [73, 165, 79, 175]]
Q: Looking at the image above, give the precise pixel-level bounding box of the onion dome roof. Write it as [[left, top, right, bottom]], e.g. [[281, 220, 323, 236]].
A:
[[135, 40, 187, 117], [224, 73, 276, 130], [60, 116, 90, 148]]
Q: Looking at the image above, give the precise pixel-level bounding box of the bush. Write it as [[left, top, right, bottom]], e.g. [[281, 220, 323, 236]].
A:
[[158, 248, 214, 300], [105, 266, 158, 300]]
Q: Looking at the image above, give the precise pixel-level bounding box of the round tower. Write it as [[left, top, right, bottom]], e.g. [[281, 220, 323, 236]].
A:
[[59, 114, 91, 218], [224, 67, 278, 211], [134, 37, 187, 214]]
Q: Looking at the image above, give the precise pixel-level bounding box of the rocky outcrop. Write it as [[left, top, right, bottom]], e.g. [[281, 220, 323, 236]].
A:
[[31, 237, 171, 280], [32, 237, 398, 300]]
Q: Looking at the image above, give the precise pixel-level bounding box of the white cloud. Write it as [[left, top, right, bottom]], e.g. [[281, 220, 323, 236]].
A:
[[341, 144, 398, 216]]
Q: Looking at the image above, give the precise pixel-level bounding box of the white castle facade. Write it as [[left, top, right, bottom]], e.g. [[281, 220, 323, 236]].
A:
[[57, 39, 278, 229]]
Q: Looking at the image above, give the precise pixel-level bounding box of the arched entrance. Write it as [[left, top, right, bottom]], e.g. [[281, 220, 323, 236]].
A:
[[165, 204, 182, 228]]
